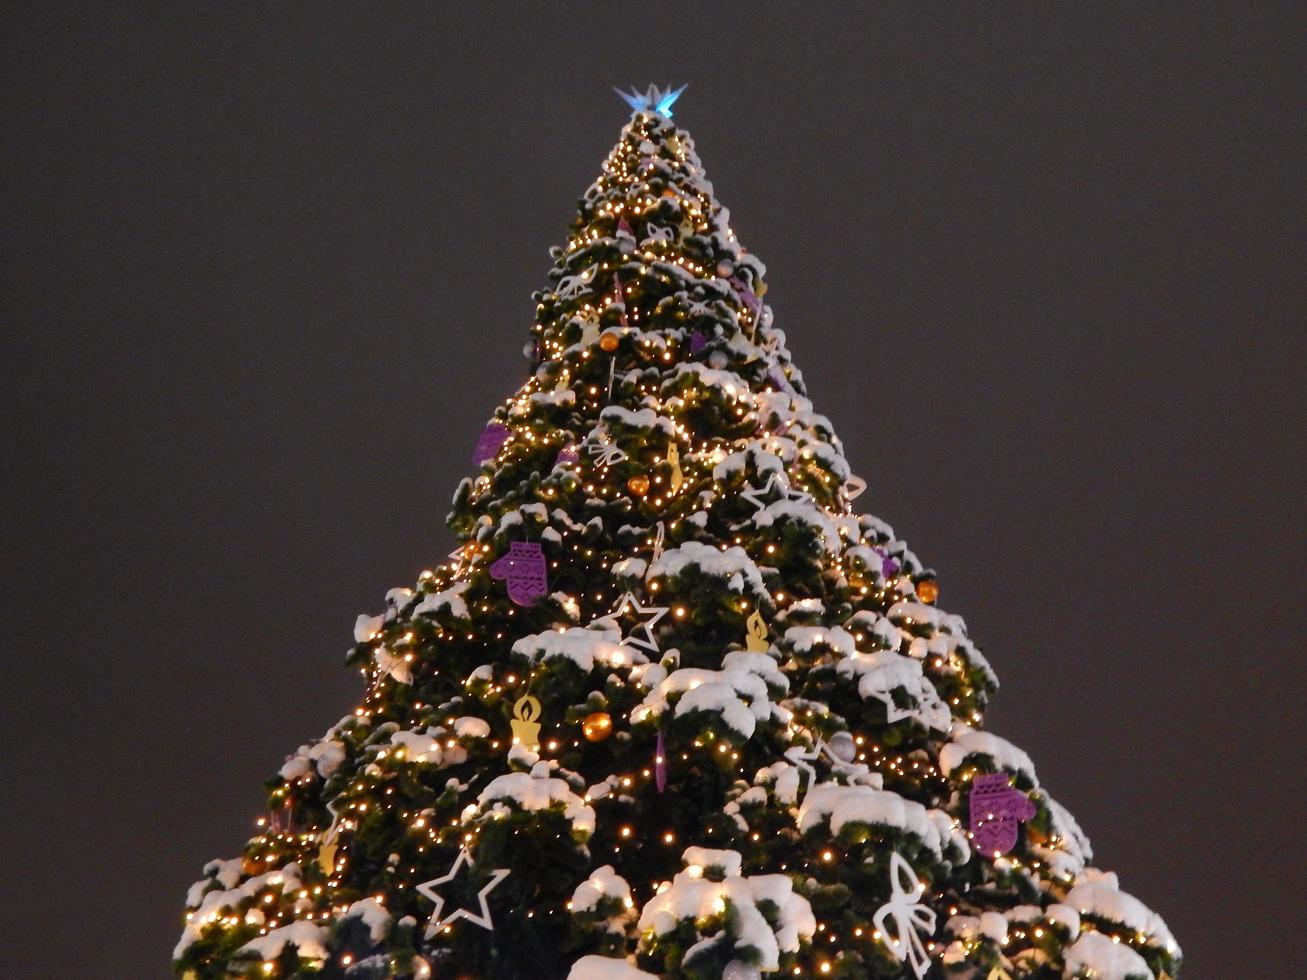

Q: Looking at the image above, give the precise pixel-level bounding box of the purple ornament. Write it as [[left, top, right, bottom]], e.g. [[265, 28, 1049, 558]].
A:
[[489, 541, 549, 607], [729, 275, 762, 316], [689, 330, 706, 355], [969, 773, 1036, 856], [655, 730, 667, 793], [768, 368, 789, 392], [873, 547, 899, 578], [554, 443, 580, 466], [472, 422, 511, 466]]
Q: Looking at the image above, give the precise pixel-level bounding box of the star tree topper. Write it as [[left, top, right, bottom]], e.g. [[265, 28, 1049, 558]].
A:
[[614, 83, 687, 118], [416, 849, 511, 937]]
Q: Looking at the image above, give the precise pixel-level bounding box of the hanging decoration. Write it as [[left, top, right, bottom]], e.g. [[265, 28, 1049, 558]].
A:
[[916, 579, 940, 604], [585, 427, 627, 468], [873, 546, 900, 578], [744, 607, 770, 652], [416, 849, 511, 937], [969, 774, 1037, 856], [317, 838, 339, 876], [729, 275, 763, 319], [599, 331, 620, 353], [826, 730, 856, 763], [490, 541, 549, 606], [612, 271, 629, 326], [785, 731, 878, 798], [667, 440, 684, 493], [448, 542, 475, 577], [627, 473, 651, 496], [556, 266, 595, 300], [582, 711, 613, 742], [471, 422, 511, 466], [651, 521, 666, 562], [689, 329, 707, 354], [373, 646, 413, 685], [605, 592, 668, 654], [554, 443, 580, 466], [510, 694, 542, 750], [844, 475, 867, 500], [741, 472, 810, 511], [873, 852, 937, 979]]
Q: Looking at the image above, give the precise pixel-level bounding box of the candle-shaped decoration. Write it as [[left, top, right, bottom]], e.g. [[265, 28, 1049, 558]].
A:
[[744, 607, 770, 652], [667, 440, 684, 494], [317, 839, 339, 875], [510, 694, 542, 750], [654, 729, 667, 793]]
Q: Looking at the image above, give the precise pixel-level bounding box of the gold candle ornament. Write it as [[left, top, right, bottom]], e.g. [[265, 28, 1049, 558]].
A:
[[511, 694, 542, 750], [667, 441, 684, 494], [745, 607, 770, 652]]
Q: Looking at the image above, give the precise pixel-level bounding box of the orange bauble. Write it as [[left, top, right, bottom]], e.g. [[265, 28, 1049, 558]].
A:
[[582, 711, 613, 742], [599, 331, 620, 352], [627, 474, 651, 495], [916, 579, 940, 604]]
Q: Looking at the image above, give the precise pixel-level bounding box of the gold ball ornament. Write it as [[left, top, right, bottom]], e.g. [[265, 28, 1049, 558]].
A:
[[599, 331, 620, 353], [916, 579, 940, 604], [582, 711, 613, 742], [627, 474, 651, 496]]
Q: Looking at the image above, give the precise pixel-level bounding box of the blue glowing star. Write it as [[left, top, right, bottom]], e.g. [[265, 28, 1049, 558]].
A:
[[614, 83, 687, 118]]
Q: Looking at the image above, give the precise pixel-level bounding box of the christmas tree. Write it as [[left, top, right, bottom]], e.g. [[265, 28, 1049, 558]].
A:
[[176, 87, 1179, 980]]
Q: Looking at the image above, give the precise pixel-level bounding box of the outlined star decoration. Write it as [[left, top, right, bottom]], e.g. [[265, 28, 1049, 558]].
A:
[[416, 849, 510, 937], [603, 592, 668, 654], [741, 472, 810, 512]]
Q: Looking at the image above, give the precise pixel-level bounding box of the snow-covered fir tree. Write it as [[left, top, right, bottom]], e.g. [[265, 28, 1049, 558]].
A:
[[176, 87, 1180, 980]]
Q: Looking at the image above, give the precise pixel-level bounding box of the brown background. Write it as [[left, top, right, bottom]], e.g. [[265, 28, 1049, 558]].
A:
[[5, 4, 1304, 976]]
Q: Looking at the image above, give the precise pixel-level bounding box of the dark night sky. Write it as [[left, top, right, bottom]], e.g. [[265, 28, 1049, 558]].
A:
[[4, 4, 1304, 977]]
